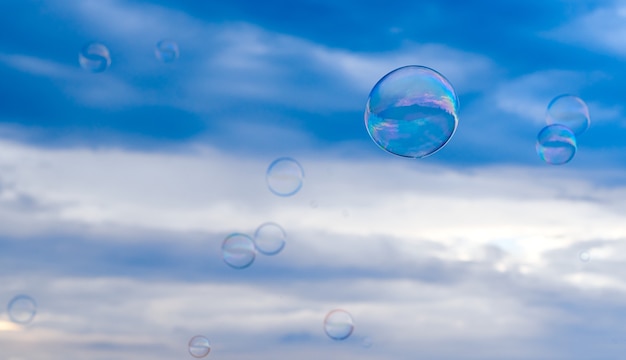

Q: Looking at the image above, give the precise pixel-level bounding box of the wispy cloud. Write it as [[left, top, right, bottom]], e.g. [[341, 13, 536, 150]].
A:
[[546, 2, 626, 57], [14, 0, 496, 115]]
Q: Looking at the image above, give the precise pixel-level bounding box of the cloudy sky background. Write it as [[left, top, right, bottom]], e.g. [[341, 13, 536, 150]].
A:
[[1, 0, 626, 359]]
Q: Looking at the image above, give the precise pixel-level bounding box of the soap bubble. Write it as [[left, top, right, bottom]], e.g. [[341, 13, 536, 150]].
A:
[[253, 222, 286, 256], [7, 295, 37, 324], [155, 39, 179, 63], [546, 95, 590, 135], [222, 233, 256, 269], [579, 251, 591, 262], [324, 309, 354, 341], [78, 42, 111, 73], [266, 157, 304, 196], [364, 65, 459, 158], [536, 124, 577, 165], [188, 335, 211, 358]]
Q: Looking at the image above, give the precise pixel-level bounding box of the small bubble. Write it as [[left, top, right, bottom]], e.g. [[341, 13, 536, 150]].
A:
[[310, 200, 318, 209], [78, 42, 111, 73], [546, 94, 590, 135], [222, 233, 256, 269], [188, 335, 211, 358], [7, 295, 37, 325], [155, 39, 179, 63], [536, 124, 577, 165], [579, 251, 591, 262], [324, 309, 354, 341], [266, 157, 304, 197], [253, 222, 286, 256]]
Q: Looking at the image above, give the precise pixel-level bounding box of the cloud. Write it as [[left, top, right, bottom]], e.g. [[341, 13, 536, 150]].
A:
[[7, 0, 626, 167], [10, 0, 496, 116], [0, 139, 624, 359], [3, 1, 626, 359], [492, 70, 590, 124], [0, 138, 623, 256], [0, 53, 75, 78], [546, 2, 626, 57], [0, 52, 143, 109]]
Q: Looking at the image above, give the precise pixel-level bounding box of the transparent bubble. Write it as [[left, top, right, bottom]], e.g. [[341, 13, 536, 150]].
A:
[[155, 39, 179, 63], [188, 335, 211, 358], [78, 42, 111, 73], [579, 251, 591, 262], [266, 157, 304, 197], [324, 309, 354, 341], [536, 124, 577, 165], [7, 295, 37, 325], [364, 65, 459, 158], [546, 94, 590, 135], [310, 200, 318, 209], [222, 233, 256, 269], [253, 222, 286, 256]]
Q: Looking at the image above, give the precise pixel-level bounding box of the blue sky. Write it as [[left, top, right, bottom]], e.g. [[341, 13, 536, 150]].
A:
[[1, 0, 626, 359]]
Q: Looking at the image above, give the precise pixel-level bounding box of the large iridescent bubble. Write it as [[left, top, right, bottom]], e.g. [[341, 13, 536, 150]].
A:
[[364, 65, 459, 158], [536, 124, 577, 165], [546, 94, 590, 135]]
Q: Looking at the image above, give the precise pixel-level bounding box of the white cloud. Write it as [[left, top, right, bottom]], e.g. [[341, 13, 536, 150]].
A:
[[488, 68, 623, 131], [546, 3, 626, 57], [311, 41, 499, 95], [0, 52, 143, 109], [0, 53, 75, 78], [0, 139, 623, 255], [492, 70, 588, 124], [0, 139, 624, 358], [0, 273, 579, 360]]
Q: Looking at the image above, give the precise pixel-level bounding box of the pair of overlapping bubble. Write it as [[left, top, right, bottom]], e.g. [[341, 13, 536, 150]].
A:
[[536, 95, 591, 165], [222, 223, 287, 269], [78, 39, 179, 73]]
